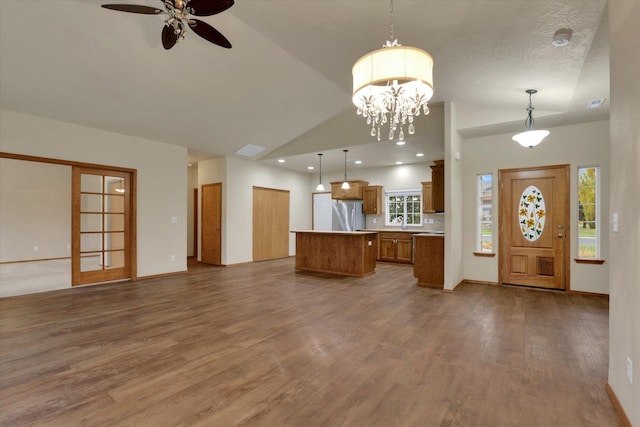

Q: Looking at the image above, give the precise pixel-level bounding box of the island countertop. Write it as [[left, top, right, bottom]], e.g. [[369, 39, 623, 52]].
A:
[[359, 229, 445, 235], [291, 230, 378, 235], [292, 230, 377, 277]]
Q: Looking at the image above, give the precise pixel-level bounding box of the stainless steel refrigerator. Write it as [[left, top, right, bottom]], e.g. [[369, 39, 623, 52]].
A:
[[332, 201, 365, 232]]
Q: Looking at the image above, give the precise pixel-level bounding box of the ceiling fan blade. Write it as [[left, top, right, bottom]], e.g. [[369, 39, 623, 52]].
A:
[[189, 19, 232, 48], [162, 25, 179, 50], [187, 0, 234, 16], [101, 4, 164, 14]]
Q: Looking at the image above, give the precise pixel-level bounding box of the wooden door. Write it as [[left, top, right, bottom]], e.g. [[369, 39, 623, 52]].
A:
[[72, 167, 134, 286], [193, 188, 198, 258], [499, 165, 570, 290], [253, 187, 289, 261], [201, 183, 222, 265]]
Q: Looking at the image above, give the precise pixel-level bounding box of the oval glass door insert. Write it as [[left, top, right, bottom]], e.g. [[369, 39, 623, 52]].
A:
[[519, 185, 546, 242]]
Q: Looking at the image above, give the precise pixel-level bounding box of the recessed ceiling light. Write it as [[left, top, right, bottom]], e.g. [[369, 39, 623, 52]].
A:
[[587, 98, 606, 109], [416, 153, 424, 157], [396, 141, 406, 146], [278, 159, 285, 163], [552, 28, 572, 47], [395, 161, 403, 165], [187, 163, 193, 167], [354, 160, 362, 164], [307, 166, 314, 170]]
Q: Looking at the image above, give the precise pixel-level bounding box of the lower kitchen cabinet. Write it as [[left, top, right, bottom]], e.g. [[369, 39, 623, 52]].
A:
[[413, 234, 444, 288], [378, 232, 413, 264]]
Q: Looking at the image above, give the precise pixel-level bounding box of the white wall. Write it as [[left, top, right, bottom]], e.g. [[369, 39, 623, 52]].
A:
[[445, 102, 464, 291], [0, 159, 71, 262], [608, 1, 640, 424], [461, 119, 610, 294], [315, 162, 432, 191], [198, 156, 313, 265], [0, 109, 188, 282]]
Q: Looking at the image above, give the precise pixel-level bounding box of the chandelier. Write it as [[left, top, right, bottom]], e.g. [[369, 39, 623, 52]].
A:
[[352, 0, 434, 142], [512, 89, 549, 148]]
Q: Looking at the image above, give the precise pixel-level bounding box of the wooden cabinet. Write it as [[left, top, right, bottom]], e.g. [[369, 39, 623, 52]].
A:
[[363, 185, 383, 215], [378, 232, 413, 264], [293, 231, 378, 277], [413, 235, 444, 288], [430, 160, 445, 212], [421, 181, 434, 213], [330, 180, 368, 200]]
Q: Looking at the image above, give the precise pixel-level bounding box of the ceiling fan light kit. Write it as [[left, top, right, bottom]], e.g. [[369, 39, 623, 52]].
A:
[[352, 0, 434, 143], [101, 0, 234, 50], [512, 89, 550, 148]]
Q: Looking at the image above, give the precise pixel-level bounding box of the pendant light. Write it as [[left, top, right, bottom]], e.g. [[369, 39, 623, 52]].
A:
[[316, 153, 325, 191], [512, 89, 549, 148], [341, 149, 350, 190], [352, 0, 434, 142]]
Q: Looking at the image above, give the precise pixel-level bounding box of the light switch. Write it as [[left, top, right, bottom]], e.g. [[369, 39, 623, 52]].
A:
[[612, 213, 619, 232], [171, 216, 178, 224]]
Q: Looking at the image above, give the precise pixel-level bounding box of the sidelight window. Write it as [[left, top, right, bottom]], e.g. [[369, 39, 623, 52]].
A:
[[577, 166, 599, 258], [477, 174, 493, 252], [385, 190, 422, 226]]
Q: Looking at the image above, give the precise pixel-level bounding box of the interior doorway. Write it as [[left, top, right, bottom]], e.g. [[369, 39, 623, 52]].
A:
[[499, 164, 570, 290], [72, 167, 135, 286]]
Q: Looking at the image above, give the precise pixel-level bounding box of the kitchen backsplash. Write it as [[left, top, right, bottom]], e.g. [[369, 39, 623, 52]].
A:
[[365, 213, 445, 232]]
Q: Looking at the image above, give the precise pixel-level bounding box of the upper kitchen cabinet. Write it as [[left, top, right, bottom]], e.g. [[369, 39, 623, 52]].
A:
[[363, 185, 383, 215], [331, 180, 369, 200], [430, 160, 444, 212], [421, 182, 434, 213]]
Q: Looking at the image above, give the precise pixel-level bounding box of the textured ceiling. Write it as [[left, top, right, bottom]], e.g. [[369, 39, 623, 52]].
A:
[[0, 0, 609, 173]]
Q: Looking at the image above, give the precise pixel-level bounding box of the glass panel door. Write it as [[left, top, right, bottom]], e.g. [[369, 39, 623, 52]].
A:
[[72, 168, 132, 286]]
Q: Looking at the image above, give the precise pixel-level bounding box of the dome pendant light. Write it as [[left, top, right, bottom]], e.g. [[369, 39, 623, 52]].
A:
[[316, 153, 325, 191], [341, 149, 350, 190], [512, 89, 549, 148]]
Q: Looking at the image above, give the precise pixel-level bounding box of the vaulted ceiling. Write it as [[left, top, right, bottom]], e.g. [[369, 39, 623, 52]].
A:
[[0, 0, 609, 173]]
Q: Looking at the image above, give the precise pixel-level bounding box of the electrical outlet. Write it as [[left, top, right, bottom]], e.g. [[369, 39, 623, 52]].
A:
[[373, 218, 377, 224], [627, 357, 633, 384], [66, 244, 71, 250], [33, 245, 39, 252], [170, 254, 175, 262]]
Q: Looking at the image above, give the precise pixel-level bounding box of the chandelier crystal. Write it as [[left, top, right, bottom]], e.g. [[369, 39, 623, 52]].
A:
[[352, 0, 434, 142], [512, 89, 549, 148]]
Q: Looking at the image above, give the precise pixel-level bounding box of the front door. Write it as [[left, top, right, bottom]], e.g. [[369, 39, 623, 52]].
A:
[[499, 165, 570, 290], [72, 167, 134, 286]]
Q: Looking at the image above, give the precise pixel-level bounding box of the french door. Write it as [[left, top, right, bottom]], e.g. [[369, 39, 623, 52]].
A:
[[72, 167, 134, 286], [499, 165, 570, 290]]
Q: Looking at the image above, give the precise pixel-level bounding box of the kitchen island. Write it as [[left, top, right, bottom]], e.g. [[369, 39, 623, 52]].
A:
[[291, 230, 378, 277]]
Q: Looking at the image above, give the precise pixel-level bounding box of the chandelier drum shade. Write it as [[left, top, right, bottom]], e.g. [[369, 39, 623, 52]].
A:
[[352, 0, 434, 142]]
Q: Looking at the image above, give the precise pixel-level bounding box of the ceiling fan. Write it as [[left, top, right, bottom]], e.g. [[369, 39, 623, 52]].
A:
[[101, 0, 234, 50]]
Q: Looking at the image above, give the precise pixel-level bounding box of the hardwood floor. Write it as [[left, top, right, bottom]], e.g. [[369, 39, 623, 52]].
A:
[[0, 258, 620, 426]]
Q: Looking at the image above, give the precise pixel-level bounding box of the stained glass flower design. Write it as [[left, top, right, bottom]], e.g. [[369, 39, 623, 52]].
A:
[[518, 185, 546, 242]]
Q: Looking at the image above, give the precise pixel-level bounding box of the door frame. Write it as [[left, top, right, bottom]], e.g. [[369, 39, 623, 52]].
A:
[[498, 164, 570, 291], [0, 152, 137, 285]]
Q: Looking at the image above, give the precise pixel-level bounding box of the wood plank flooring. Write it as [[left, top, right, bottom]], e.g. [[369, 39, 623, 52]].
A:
[[0, 258, 620, 426]]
